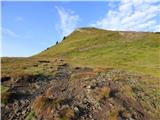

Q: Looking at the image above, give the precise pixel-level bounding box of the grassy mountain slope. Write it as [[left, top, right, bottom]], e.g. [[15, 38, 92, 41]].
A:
[[1, 27, 160, 120], [36, 28, 160, 77]]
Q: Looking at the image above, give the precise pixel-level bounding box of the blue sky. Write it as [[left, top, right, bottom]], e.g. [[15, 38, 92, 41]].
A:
[[1, 1, 160, 57]]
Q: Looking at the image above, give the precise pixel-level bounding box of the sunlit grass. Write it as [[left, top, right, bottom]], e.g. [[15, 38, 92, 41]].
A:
[[37, 28, 160, 77]]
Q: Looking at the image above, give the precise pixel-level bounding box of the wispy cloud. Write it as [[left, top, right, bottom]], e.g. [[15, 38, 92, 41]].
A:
[[2, 28, 19, 38], [56, 6, 79, 36], [92, 0, 160, 32]]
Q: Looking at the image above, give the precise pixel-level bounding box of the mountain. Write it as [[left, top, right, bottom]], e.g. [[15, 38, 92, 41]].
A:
[[1, 27, 160, 120], [36, 27, 160, 77]]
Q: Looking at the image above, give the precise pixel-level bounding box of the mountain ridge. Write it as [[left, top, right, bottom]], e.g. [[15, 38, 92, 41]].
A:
[[35, 27, 160, 77]]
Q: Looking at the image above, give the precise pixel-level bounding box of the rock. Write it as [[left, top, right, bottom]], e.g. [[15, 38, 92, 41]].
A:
[[1, 76, 11, 82], [74, 107, 79, 113], [38, 60, 50, 63], [33, 64, 38, 67], [108, 103, 113, 108], [129, 117, 136, 120], [89, 115, 93, 118], [87, 86, 91, 89], [22, 110, 26, 115], [34, 83, 40, 89], [75, 67, 81, 70], [20, 100, 26, 105], [17, 112, 21, 116]]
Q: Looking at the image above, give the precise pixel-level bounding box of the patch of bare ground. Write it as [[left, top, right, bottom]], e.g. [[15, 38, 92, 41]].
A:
[[119, 31, 146, 42], [1, 61, 159, 120]]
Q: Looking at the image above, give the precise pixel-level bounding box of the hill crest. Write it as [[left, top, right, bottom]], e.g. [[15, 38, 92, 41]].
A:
[[35, 27, 160, 77]]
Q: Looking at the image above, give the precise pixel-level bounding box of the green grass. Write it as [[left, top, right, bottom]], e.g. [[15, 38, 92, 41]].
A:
[[1, 28, 159, 77], [25, 110, 36, 120], [1, 28, 159, 120], [36, 28, 160, 77], [1, 85, 9, 94], [1, 85, 10, 104], [1, 57, 57, 78]]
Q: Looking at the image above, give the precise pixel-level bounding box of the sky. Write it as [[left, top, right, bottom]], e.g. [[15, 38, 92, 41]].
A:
[[1, 0, 160, 57]]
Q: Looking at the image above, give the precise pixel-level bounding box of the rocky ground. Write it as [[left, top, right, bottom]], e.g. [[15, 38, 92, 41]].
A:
[[1, 59, 160, 120]]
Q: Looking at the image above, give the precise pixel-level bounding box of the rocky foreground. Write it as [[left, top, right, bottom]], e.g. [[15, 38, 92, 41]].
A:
[[1, 59, 160, 120]]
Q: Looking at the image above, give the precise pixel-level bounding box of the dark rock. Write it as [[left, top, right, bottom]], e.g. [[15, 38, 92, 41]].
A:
[[63, 36, 66, 40], [37, 60, 50, 63], [58, 63, 70, 67], [75, 67, 81, 70], [1, 76, 11, 82], [33, 64, 38, 67]]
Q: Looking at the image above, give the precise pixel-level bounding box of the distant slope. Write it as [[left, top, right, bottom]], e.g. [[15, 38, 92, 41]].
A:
[[36, 27, 160, 77]]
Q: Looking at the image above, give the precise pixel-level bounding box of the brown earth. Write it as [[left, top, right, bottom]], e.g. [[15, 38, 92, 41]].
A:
[[1, 58, 159, 120]]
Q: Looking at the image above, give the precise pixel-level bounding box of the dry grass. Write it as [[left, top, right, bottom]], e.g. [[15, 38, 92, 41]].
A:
[[92, 87, 110, 101], [59, 108, 75, 120], [32, 95, 75, 120]]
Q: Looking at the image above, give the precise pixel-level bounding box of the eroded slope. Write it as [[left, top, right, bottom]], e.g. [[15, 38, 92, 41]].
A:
[[1, 58, 160, 120]]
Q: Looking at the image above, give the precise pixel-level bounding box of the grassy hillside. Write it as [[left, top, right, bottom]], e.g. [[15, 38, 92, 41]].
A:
[[1, 28, 160, 120], [36, 28, 160, 77]]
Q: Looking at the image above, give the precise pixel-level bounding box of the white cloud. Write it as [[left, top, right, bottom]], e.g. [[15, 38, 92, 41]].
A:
[[56, 7, 79, 36], [2, 28, 19, 38], [92, 0, 160, 32]]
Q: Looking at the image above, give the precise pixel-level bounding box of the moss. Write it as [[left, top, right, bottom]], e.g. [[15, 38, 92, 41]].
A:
[[1, 85, 9, 94], [25, 110, 36, 120], [1, 85, 10, 104]]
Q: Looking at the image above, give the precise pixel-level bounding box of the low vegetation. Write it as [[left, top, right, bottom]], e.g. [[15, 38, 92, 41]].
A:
[[37, 28, 160, 77], [1, 27, 160, 120]]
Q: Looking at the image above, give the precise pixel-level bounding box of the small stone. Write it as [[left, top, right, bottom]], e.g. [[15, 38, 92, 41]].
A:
[[87, 85, 91, 89], [20, 100, 25, 105], [22, 110, 26, 115], [17, 112, 21, 116], [83, 85, 87, 88], [34, 83, 40, 89], [74, 107, 79, 113], [129, 118, 135, 120], [109, 103, 113, 108], [89, 115, 92, 118]]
